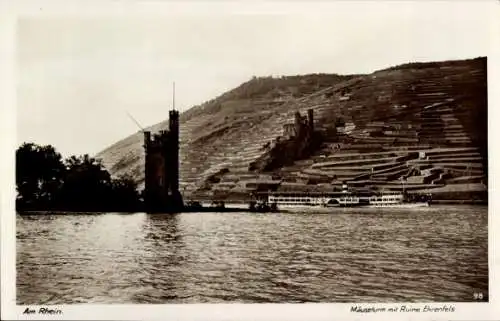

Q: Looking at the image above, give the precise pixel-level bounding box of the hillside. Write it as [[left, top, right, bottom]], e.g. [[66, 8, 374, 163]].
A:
[[96, 57, 487, 202]]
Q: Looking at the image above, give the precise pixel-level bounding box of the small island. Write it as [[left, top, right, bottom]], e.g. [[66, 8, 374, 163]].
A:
[[16, 142, 142, 213]]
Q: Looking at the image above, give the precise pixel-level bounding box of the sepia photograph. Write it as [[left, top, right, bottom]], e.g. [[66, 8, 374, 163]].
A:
[[1, 0, 498, 320]]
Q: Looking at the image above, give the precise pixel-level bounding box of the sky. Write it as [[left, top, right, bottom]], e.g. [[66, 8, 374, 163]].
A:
[[15, 1, 496, 158]]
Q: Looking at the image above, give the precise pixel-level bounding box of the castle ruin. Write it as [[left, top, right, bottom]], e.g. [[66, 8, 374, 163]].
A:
[[283, 109, 315, 139], [250, 108, 320, 172]]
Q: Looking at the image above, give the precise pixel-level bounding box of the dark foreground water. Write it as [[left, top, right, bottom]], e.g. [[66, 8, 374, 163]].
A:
[[17, 206, 488, 304]]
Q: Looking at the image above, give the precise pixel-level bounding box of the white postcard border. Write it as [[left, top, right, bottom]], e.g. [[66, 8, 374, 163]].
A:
[[2, 1, 499, 320]]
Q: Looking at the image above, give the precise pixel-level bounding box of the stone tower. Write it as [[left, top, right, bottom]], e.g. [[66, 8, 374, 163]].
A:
[[307, 108, 314, 135], [143, 110, 184, 213]]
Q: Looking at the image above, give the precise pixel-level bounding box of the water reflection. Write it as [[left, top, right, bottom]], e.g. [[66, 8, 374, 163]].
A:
[[17, 206, 488, 304], [133, 214, 187, 303]]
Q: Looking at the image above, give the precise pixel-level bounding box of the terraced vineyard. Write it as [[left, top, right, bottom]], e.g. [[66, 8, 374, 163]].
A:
[[96, 57, 487, 202]]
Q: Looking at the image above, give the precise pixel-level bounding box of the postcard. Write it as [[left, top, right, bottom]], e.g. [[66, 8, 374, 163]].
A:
[[1, 0, 499, 320]]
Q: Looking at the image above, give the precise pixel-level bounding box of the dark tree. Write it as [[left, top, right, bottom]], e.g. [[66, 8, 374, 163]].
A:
[[59, 154, 112, 211], [108, 176, 141, 211], [16, 143, 66, 210]]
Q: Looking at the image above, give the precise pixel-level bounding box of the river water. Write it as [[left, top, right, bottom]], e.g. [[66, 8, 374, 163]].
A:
[[16, 206, 488, 304]]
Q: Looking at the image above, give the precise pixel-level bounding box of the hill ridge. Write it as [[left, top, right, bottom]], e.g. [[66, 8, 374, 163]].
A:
[[96, 56, 487, 201]]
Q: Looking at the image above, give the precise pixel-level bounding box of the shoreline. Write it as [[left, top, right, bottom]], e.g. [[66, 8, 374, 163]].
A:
[[16, 202, 487, 215]]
